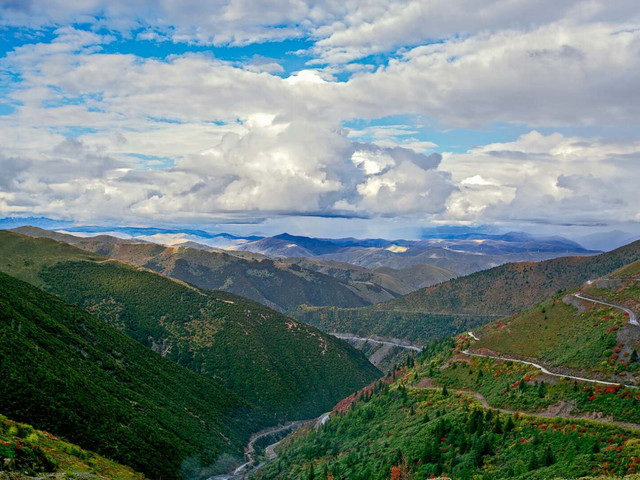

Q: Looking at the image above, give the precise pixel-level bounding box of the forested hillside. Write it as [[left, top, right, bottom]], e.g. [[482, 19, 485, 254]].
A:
[[258, 339, 640, 480], [0, 230, 381, 420], [0, 272, 253, 479], [0, 412, 146, 479]]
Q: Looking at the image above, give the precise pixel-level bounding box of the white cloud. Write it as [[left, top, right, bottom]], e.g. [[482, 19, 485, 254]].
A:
[[343, 21, 640, 126], [1, 5, 640, 233], [440, 131, 640, 225]]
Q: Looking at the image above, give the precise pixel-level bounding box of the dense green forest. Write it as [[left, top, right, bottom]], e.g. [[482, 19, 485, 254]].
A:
[[0, 230, 380, 420], [261, 266, 640, 480], [294, 239, 640, 343], [294, 307, 495, 346], [0, 272, 254, 479]]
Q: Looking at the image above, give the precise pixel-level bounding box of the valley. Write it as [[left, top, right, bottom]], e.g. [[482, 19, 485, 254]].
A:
[[3, 228, 640, 480], [250, 244, 640, 479]]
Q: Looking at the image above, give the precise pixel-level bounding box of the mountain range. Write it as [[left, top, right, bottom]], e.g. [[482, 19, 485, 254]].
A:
[[10, 227, 456, 313], [41, 224, 599, 274], [4, 225, 640, 480], [200, 231, 598, 274], [294, 238, 640, 345]]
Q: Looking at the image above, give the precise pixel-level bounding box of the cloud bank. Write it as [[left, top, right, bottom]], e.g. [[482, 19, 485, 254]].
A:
[[0, 1, 639, 234]]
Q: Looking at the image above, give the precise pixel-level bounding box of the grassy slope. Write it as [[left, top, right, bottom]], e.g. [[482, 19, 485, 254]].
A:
[[258, 343, 640, 480], [475, 296, 626, 373], [0, 230, 381, 420], [293, 240, 640, 343], [0, 272, 251, 480], [474, 260, 640, 381], [435, 265, 640, 425], [0, 413, 145, 479]]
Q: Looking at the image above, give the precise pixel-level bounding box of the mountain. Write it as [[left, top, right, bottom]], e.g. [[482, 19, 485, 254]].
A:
[[259, 264, 640, 479], [235, 231, 598, 274], [258, 332, 640, 480], [281, 257, 456, 297], [471, 262, 640, 385], [12, 227, 455, 312], [0, 411, 145, 479], [0, 271, 253, 479], [293, 239, 640, 344], [0, 230, 381, 421]]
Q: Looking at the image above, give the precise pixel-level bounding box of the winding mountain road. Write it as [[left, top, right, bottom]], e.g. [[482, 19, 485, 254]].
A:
[[412, 384, 640, 432], [331, 333, 424, 352], [573, 292, 639, 326], [461, 349, 638, 389], [463, 292, 640, 389]]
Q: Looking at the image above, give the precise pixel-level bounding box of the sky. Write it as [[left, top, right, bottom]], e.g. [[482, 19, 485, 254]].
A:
[[1, 1, 640, 240]]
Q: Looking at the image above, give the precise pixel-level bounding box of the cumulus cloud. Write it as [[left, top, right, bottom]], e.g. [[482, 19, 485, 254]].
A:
[[0, 110, 455, 222], [1, 4, 640, 232], [440, 131, 640, 225], [343, 22, 640, 126]]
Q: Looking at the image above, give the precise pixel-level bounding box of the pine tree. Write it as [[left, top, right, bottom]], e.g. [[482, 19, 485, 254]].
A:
[[442, 385, 449, 396], [537, 381, 547, 398], [493, 416, 503, 434], [504, 415, 515, 433], [543, 446, 555, 466]]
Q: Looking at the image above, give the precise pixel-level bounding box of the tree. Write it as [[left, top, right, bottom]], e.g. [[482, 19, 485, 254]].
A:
[[543, 446, 555, 466], [493, 416, 503, 434], [442, 385, 449, 397], [537, 381, 547, 398], [504, 416, 515, 433]]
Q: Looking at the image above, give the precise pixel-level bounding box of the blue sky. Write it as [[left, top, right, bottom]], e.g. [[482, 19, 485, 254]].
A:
[[1, 1, 640, 240]]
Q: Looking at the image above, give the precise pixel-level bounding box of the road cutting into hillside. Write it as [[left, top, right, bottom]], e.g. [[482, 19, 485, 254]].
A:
[[462, 291, 640, 389], [411, 383, 640, 432], [330, 333, 424, 352], [573, 292, 639, 326], [461, 349, 639, 389]]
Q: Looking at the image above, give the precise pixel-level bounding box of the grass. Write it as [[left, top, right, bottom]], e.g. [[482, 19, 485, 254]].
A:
[[475, 297, 624, 372], [0, 413, 145, 479]]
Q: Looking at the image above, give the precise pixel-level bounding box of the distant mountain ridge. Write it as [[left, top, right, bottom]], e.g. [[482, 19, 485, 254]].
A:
[[294, 238, 640, 344], [234, 231, 598, 274], [10, 227, 456, 312], [17, 221, 598, 275]]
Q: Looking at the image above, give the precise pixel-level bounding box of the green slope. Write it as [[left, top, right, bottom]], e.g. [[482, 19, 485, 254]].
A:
[[0, 230, 381, 420], [0, 412, 146, 479], [293, 239, 640, 343], [258, 341, 640, 480], [473, 260, 640, 384], [260, 260, 640, 480], [0, 272, 252, 480]]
